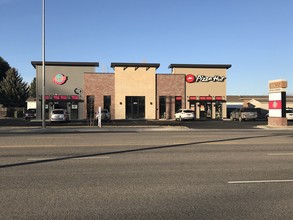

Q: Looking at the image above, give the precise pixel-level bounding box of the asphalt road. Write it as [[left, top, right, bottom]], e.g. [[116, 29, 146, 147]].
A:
[[0, 129, 293, 219]]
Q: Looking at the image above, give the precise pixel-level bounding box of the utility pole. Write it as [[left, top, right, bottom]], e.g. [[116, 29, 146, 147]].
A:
[[42, 0, 46, 128]]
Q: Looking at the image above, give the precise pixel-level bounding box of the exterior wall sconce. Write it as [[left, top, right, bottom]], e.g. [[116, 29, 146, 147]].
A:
[[120, 102, 122, 105], [150, 102, 153, 105]]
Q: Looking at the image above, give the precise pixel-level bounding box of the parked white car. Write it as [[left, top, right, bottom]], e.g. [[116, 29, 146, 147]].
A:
[[175, 109, 194, 121], [286, 108, 293, 120], [266, 108, 293, 120]]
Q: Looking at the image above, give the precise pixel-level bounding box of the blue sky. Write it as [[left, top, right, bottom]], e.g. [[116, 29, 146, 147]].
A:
[[1, 0, 293, 95]]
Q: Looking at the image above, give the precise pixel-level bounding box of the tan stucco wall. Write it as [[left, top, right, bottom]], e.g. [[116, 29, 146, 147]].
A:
[[172, 67, 227, 98], [114, 66, 156, 119]]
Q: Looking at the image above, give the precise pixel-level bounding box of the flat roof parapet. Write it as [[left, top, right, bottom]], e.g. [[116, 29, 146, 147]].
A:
[[31, 61, 99, 68], [111, 62, 160, 70], [169, 64, 232, 69]]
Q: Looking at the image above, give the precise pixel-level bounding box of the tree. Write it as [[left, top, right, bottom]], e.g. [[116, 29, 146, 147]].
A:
[[0, 56, 11, 82], [0, 68, 30, 107], [29, 77, 36, 98]]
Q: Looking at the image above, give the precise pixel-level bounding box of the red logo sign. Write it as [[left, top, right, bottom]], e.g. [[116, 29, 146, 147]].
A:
[[53, 74, 67, 85], [186, 74, 195, 83], [269, 100, 282, 109]]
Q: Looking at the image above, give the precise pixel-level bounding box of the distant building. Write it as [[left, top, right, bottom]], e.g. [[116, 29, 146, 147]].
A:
[[227, 95, 293, 118], [25, 97, 37, 110]]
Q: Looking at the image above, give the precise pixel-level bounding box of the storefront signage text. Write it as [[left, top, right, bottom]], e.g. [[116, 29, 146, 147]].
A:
[[185, 74, 226, 83]]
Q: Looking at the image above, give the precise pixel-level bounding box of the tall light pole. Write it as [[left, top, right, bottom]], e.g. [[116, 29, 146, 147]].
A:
[[42, 0, 46, 128]]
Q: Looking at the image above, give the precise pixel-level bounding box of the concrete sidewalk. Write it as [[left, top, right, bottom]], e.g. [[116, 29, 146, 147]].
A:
[[0, 125, 191, 134]]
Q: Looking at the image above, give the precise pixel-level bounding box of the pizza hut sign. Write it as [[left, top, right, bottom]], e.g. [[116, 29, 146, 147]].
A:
[[185, 74, 226, 83]]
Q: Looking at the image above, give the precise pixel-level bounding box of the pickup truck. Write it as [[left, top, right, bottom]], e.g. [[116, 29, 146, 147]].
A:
[[230, 108, 258, 122]]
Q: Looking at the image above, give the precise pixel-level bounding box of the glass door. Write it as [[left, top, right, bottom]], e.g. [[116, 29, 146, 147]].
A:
[[126, 96, 145, 119]]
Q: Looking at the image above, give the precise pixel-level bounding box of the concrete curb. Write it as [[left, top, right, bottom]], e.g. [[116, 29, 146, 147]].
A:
[[256, 125, 293, 130]]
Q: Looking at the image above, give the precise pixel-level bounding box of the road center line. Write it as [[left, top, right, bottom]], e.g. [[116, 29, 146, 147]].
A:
[[0, 145, 57, 148], [27, 157, 58, 161], [267, 153, 293, 156], [74, 156, 110, 160], [228, 179, 293, 184], [27, 156, 110, 161]]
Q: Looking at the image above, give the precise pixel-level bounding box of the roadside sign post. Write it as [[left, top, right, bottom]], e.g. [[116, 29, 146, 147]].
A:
[[98, 106, 102, 128], [268, 79, 288, 127]]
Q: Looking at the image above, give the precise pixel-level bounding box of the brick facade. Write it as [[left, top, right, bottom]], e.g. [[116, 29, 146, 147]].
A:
[[156, 74, 186, 119], [84, 73, 115, 118]]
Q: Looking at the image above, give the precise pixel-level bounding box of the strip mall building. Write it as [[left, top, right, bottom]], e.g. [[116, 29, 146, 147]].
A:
[[32, 61, 232, 120]]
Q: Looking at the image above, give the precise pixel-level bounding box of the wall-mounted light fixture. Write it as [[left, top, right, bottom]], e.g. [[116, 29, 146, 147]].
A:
[[150, 102, 153, 105], [120, 102, 122, 105]]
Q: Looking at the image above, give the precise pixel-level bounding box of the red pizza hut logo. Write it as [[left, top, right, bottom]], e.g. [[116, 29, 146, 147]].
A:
[[53, 74, 67, 85], [185, 74, 226, 83], [186, 74, 195, 83]]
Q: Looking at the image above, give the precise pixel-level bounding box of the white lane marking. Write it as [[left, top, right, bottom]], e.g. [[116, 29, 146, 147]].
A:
[[268, 153, 293, 156], [0, 145, 57, 148], [74, 156, 110, 160], [27, 157, 59, 161], [27, 156, 110, 161], [228, 179, 293, 184]]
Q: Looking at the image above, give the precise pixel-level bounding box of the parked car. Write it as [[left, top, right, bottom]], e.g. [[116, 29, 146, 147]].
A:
[[255, 108, 269, 120], [286, 108, 293, 120], [24, 108, 36, 120], [175, 109, 194, 121], [50, 109, 69, 122], [230, 108, 258, 122], [266, 108, 293, 120], [95, 109, 111, 121]]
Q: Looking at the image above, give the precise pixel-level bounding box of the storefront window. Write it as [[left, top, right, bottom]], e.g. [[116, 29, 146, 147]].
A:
[[71, 102, 78, 120], [104, 96, 111, 112], [206, 102, 212, 118], [87, 95, 95, 123], [159, 96, 166, 119], [215, 102, 222, 119], [199, 102, 212, 119], [175, 96, 182, 112]]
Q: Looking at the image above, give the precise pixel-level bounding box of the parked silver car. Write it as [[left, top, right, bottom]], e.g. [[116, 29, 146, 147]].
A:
[[230, 108, 258, 122], [175, 109, 195, 121], [50, 109, 69, 122]]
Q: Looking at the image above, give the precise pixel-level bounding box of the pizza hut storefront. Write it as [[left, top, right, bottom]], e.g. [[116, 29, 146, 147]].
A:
[[169, 64, 231, 120]]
